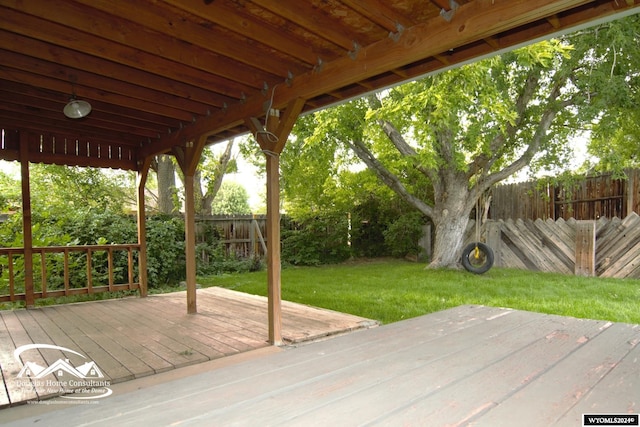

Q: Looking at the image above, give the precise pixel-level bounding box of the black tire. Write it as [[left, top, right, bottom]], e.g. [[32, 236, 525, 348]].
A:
[[461, 242, 494, 274]]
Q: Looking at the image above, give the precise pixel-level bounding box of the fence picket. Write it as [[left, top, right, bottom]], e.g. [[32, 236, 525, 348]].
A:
[[196, 215, 268, 258], [597, 214, 640, 265], [491, 169, 639, 221], [473, 212, 640, 279], [575, 221, 596, 276], [532, 219, 574, 272]]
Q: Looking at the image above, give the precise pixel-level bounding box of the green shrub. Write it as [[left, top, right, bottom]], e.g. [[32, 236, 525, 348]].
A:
[[145, 215, 186, 287], [383, 212, 426, 258], [350, 196, 397, 258], [281, 214, 352, 266]]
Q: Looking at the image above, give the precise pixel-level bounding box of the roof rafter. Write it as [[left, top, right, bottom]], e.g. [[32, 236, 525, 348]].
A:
[[141, 0, 608, 158], [1, 0, 639, 171]]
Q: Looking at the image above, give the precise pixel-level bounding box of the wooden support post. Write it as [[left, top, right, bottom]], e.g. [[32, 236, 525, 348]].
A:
[[19, 132, 35, 308], [174, 137, 207, 315], [245, 98, 305, 345], [136, 158, 151, 297], [184, 172, 197, 313], [575, 220, 596, 276], [265, 146, 282, 345]]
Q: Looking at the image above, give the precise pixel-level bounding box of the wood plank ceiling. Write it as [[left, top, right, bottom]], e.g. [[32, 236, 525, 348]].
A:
[[1, 0, 639, 171]]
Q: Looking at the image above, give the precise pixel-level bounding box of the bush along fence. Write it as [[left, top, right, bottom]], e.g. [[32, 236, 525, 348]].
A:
[[477, 212, 640, 279], [490, 169, 640, 221]]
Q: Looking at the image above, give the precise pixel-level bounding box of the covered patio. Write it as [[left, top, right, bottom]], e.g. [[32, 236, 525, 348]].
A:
[[2, 2, 640, 423], [2, 1, 640, 345], [3, 304, 639, 426]]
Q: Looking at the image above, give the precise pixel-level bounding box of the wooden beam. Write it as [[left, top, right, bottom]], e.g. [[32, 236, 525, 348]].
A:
[[252, 1, 356, 51], [136, 157, 151, 298], [246, 111, 283, 345], [244, 99, 305, 345], [0, 51, 210, 122], [273, 98, 306, 154], [143, 0, 612, 158], [162, 0, 317, 66], [184, 171, 197, 315], [0, 5, 252, 98], [264, 147, 282, 345], [0, 30, 230, 112], [20, 131, 35, 308], [15, 0, 276, 92], [174, 137, 207, 314], [340, 0, 417, 32]]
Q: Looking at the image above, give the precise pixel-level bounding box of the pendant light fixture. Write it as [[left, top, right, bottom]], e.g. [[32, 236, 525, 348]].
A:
[[62, 76, 91, 119], [63, 93, 92, 119]]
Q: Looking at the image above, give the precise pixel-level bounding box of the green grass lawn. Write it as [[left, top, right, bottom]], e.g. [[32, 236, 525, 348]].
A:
[[199, 258, 640, 325]]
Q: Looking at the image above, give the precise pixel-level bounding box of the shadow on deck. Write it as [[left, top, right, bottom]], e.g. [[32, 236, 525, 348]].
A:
[[0, 287, 378, 407]]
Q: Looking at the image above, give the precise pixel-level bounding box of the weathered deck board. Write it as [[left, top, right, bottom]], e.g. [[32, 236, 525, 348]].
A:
[[9, 311, 66, 399], [1, 311, 56, 403], [43, 304, 137, 382], [74, 300, 175, 376], [308, 317, 610, 426], [3, 305, 636, 427], [0, 317, 23, 407], [0, 306, 640, 427], [477, 321, 640, 426], [0, 287, 375, 407], [557, 329, 640, 422]]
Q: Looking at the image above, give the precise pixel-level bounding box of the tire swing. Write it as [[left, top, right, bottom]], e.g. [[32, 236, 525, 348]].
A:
[[461, 196, 494, 274]]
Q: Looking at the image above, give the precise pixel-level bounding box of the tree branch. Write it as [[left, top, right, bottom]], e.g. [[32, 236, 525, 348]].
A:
[[377, 119, 437, 183], [467, 72, 541, 177], [474, 81, 564, 196], [205, 139, 234, 202], [346, 138, 434, 218], [434, 127, 455, 168]]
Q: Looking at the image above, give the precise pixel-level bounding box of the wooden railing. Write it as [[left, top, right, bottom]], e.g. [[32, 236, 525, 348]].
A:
[[0, 244, 141, 303]]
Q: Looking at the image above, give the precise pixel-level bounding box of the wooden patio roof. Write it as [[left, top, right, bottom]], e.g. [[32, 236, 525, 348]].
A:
[[2, 0, 640, 170], [3, 0, 640, 344]]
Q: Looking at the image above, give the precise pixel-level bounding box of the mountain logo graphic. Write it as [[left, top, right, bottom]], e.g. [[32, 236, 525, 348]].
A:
[[14, 344, 104, 379], [14, 343, 112, 400]]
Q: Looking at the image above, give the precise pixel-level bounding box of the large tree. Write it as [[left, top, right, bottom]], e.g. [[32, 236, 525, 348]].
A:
[[291, 15, 640, 269], [153, 139, 236, 215], [210, 181, 251, 215], [586, 17, 640, 173], [154, 154, 178, 214]]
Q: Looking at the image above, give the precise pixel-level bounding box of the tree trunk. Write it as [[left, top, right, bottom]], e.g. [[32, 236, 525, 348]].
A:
[[193, 169, 205, 215], [202, 139, 234, 216], [429, 213, 470, 269], [156, 155, 177, 214], [428, 186, 472, 269]]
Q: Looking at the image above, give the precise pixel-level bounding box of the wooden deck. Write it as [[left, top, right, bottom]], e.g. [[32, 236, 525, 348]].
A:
[[0, 287, 377, 408], [2, 304, 638, 426]]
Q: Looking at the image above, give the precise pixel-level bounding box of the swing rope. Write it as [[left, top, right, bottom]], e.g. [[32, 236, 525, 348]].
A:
[[474, 195, 481, 259]]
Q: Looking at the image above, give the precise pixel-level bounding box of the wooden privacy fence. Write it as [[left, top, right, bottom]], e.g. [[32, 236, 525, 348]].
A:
[[490, 169, 640, 221], [0, 244, 141, 303], [196, 215, 267, 258], [478, 212, 640, 278]]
